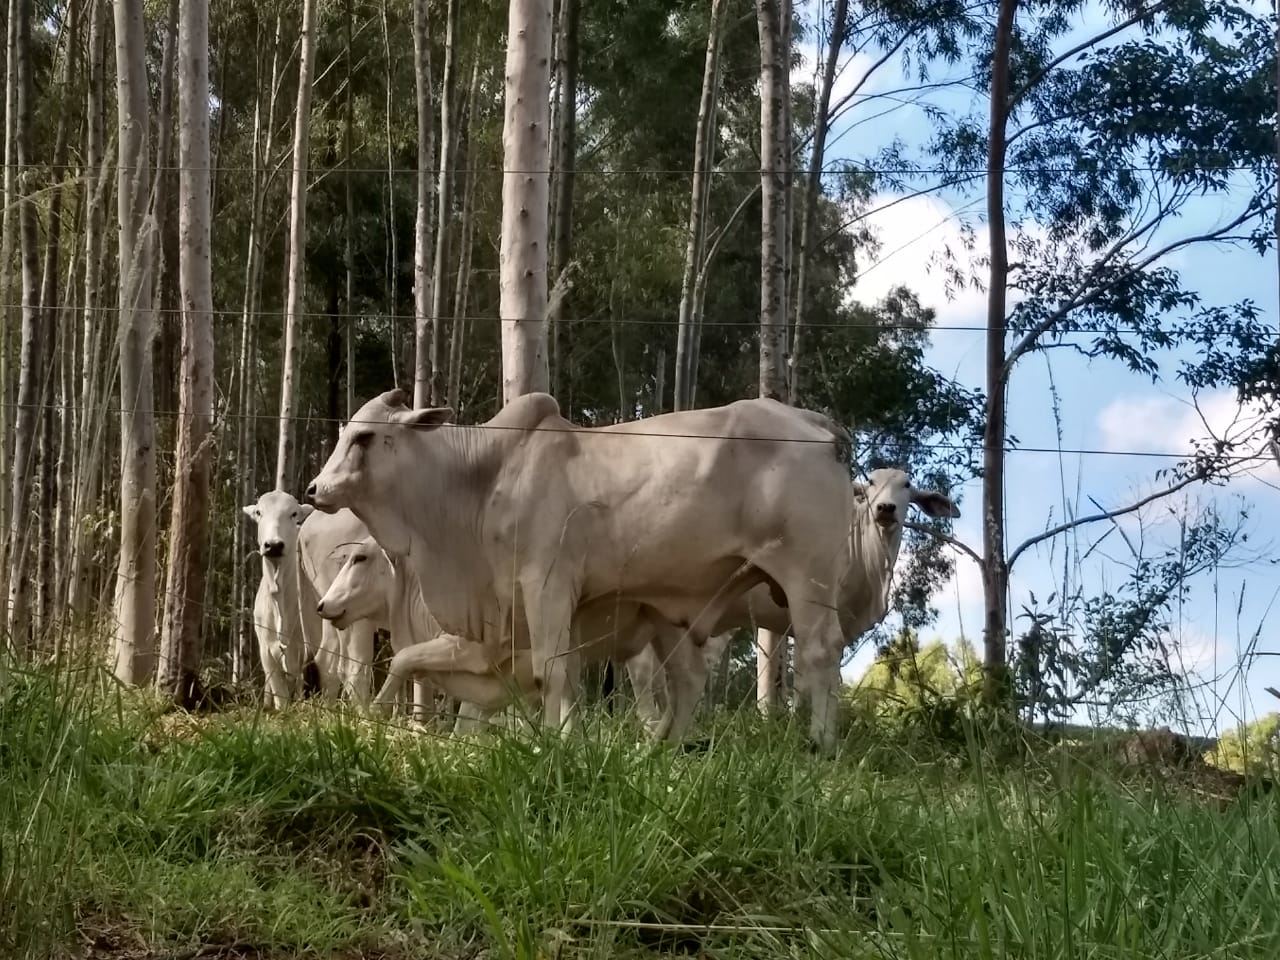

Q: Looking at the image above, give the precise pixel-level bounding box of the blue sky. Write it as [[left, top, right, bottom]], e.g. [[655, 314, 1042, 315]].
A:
[[798, 1, 1280, 735]]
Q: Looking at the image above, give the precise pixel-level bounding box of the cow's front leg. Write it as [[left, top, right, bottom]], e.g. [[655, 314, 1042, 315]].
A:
[[523, 576, 580, 733]]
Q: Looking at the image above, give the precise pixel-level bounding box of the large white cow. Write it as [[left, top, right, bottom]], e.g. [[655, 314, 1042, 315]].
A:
[[306, 390, 955, 749], [314, 536, 712, 736]]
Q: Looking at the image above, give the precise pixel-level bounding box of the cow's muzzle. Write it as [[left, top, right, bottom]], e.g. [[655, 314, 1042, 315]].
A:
[[261, 539, 285, 558]]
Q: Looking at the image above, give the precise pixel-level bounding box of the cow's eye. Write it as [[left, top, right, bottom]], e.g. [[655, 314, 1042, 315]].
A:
[[351, 554, 367, 565]]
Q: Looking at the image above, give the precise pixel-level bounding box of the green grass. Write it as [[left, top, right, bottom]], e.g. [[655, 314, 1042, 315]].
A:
[[3, 664, 1280, 959]]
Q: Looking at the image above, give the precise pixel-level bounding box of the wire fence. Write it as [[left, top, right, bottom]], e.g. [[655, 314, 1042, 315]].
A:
[[2, 397, 1275, 462]]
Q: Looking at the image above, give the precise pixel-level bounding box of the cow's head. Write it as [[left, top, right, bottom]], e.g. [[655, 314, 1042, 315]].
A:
[[305, 389, 454, 553], [242, 490, 314, 560], [853, 468, 959, 531], [316, 537, 392, 630]]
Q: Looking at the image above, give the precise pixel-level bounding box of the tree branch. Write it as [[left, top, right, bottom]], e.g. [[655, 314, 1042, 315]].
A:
[[903, 520, 985, 572], [700, 184, 760, 277], [1007, 469, 1206, 570], [1003, 206, 1257, 374], [1006, 0, 1172, 112]]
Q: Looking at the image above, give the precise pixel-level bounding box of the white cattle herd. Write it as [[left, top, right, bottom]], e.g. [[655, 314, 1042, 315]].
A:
[[243, 389, 958, 751]]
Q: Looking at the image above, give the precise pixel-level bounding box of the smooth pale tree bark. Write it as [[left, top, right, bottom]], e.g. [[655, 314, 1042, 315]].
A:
[[276, 0, 318, 490], [755, 0, 791, 712], [344, 0, 355, 420], [429, 0, 460, 406], [231, 14, 281, 683], [981, 0, 1018, 705], [674, 0, 727, 412], [499, 0, 553, 403], [158, 0, 215, 706], [411, 0, 435, 407], [111, 0, 159, 684], [36, 0, 82, 640], [67, 0, 110, 620], [789, 0, 846, 403], [447, 55, 482, 410], [5, 0, 45, 655], [547, 0, 579, 400]]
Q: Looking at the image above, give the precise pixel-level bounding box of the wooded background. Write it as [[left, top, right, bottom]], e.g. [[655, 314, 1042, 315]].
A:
[[0, 0, 1275, 720]]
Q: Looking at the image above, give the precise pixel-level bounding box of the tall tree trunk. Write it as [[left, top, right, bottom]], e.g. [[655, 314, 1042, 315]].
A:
[[755, 0, 790, 712], [231, 11, 279, 683], [36, 0, 82, 642], [609, 223, 626, 420], [429, 0, 460, 406], [981, 0, 1018, 705], [411, 0, 435, 407], [67, 0, 110, 621], [499, 0, 553, 404], [5, 0, 45, 656], [344, 0, 355, 420], [381, 0, 402, 386], [158, 0, 215, 706], [0, 0, 18, 586], [275, 0, 318, 490], [153, 0, 180, 427], [674, 0, 727, 412], [111, 0, 159, 684], [789, 0, 846, 403], [547, 0, 579, 401], [325, 278, 342, 452], [447, 55, 481, 410]]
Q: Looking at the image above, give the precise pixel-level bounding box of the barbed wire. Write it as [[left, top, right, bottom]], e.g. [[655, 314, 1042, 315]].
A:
[[3, 301, 1273, 337], [9, 161, 1268, 177], [2, 397, 1271, 462]]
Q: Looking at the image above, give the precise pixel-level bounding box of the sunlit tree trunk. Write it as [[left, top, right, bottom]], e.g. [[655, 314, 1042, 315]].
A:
[[67, 0, 110, 621], [755, 0, 790, 712], [36, 0, 82, 642], [158, 0, 215, 706], [674, 0, 727, 412], [111, 0, 159, 684], [789, 0, 846, 403], [5, 0, 45, 656], [430, 0, 460, 406], [548, 0, 578, 401], [447, 55, 481, 411], [500, 0, 553, 403], [275, 0, 318, 490], [411, 0, 435, 407], [981, 0, 1018, 705]]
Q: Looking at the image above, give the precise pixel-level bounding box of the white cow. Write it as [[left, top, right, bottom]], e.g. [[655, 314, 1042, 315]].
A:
[[751, 467, 962, 713], [315, 536, 712, 737], [244, 492, 393, 707], [307, 390, 957, 749], [243, 491, 316, 708]]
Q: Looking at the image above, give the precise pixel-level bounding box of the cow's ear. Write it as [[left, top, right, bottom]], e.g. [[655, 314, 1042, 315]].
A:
[[395, 406, 454, 431], [910, 488, 960, 519], [242, 505, 260, 522], [295, 504, 315, 525]]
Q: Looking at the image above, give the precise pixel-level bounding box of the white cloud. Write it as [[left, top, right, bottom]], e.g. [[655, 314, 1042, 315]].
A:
[[849, 192, 988, 327], [1096, 390, 1280, 488]]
